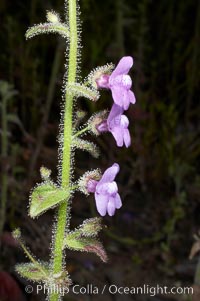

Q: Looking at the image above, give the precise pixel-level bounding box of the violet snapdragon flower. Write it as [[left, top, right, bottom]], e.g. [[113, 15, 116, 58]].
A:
[[96, 56, 136, 110], [87, 163, 122, 216], [107, 104, 131, 147], [97, 104, 131, 148]]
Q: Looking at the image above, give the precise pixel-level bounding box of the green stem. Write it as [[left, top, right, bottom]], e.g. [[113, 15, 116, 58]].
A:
[[70, 184, 79, 190], [50, 1, 78, 300], [0, 95, 8, 235], [20, 241, 47, 277], [73, 125, 90, 138]]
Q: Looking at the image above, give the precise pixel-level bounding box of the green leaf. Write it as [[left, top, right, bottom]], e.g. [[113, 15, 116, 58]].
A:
[[64, 234, 107, 262], [25, 22, 69, 40], [16, 262, 49, 281], [64, 233, 83, 250], [73, 138, 100, 158], [67, 83, 100, 101], [29, 182, 70, 218], [79, 217, 102, 237]]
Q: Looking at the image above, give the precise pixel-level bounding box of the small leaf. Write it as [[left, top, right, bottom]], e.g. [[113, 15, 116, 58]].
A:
[[29, 183, 70, 218], [84, 242, 108, 262], [25, 22, 69, 40], [64, 235, 107, 262], [67, 83, 100, 101], [64, 233, 83, 250], [79, 218, 102, 237], [73, 138, 100, 158], [16, 262, 49, 281]]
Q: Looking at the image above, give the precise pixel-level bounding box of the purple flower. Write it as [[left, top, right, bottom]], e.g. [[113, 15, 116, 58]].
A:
[[87, 163, 122, 216], [107, 104, 131, 147], [96, 56, 136, 110], [97, 104, 131, 148]]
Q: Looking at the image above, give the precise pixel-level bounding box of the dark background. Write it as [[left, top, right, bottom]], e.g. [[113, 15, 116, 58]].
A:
[[0, 0, 200, 300]]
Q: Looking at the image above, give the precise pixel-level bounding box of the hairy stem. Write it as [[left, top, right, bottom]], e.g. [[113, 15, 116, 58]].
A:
[[20, 241, 47, 277], [73, 125, 90, 138], [50, 1, 78, 300]]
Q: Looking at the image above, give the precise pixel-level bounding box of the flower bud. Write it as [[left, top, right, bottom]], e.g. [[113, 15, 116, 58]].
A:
[[87, 179, 98, 193], [40, 166, 51, 180], [96, 120, 108, 133], [76, 110, 87, 120], [88, 110, 108, 135], [96, 75, 109, 89], [78, 169, 101, 195], [12, 228, 21, 240], [87, 64, 114, 89]]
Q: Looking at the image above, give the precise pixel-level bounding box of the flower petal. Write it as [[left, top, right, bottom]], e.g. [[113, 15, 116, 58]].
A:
[[98, 163, 120, 184], [110, 86, 124, 107], [120, 115, 129, 128], [110, 127, 124, 147], [123, 129, 131, 148], [107, 197, 116, 216], [95, 193, 108, 216], [122, 90, 132, 110], [129, 90, 136, 104], [111, 87, 131, 110], [110, 56, 133, 78], [107, 104, 123, 128], [115, 193, 122, 209], [96, 182, 117, 194]]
